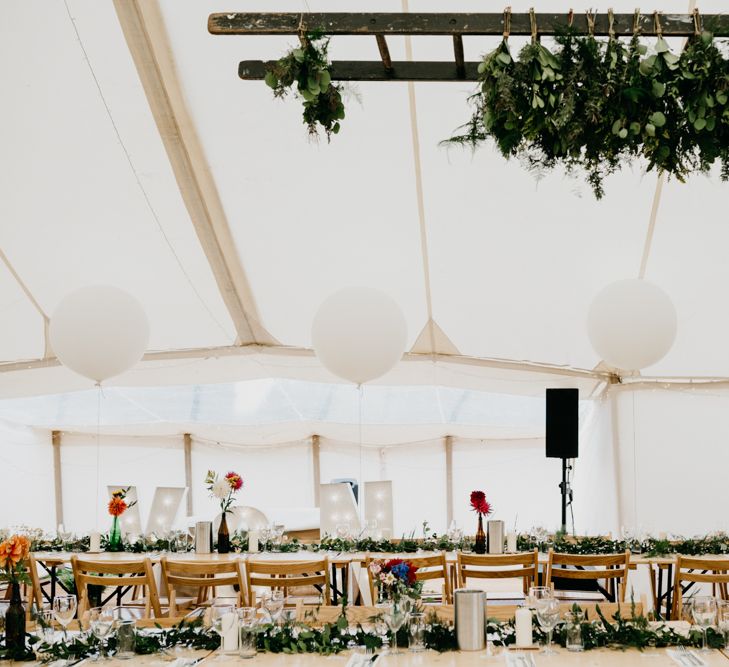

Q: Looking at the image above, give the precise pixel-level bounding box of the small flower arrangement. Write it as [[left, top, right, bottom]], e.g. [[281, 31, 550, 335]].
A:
[[470, 490, 493, 517], [369, 558, 422, 603], [108, 487, 137, 517], [0, 534, 31, 585], [205, 470, 243, 514]]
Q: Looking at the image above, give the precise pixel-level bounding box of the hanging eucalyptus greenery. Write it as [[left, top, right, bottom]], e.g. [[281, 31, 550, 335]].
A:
[[445, 12, 729, 198], [264, 31, 345, 139]]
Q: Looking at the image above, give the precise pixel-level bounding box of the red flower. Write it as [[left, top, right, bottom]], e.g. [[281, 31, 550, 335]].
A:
[[470, 490, 492, 516], [225, 472, 243, 491], [406, 564, 418, 584]]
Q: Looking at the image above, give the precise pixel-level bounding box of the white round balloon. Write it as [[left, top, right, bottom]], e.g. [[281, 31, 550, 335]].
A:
[[312, 287, 407, 384], [50, 286, 150, 383], [587, 278, 677, 371]]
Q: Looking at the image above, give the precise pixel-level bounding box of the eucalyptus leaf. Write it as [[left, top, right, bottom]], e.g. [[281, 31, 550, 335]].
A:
[[645, 123, 656, 137], [649, 111, 666, 127], [694, 117, 707, 131]]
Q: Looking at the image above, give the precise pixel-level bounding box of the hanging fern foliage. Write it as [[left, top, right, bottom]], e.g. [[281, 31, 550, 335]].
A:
[[445, 28, 729, 198]]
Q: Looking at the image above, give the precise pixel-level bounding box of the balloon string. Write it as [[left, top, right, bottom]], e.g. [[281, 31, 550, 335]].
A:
[[358, 384, 364, 524], [96, 382, 102, 531]]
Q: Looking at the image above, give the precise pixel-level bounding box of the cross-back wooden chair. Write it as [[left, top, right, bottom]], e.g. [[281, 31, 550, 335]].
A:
[[365, 553, 453, 604], [456, 550, 539, 599], [546, 549, 631, 603], [71, 555, 162, 618], [160, 558, 247, 616], [671, 555, 729, 620], [246, 558, 330, 607], [25, 553, 47, 620]]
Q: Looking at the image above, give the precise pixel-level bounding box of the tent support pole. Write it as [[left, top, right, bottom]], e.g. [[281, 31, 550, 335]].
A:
[[183, 433, 193, 516], [445, 436, 453, 527], [52, 430, 64, 528], [312, 435, 321, 508]]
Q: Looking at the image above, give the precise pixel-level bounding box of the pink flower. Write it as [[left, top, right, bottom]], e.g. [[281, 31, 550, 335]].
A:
[[225, 472, 243, 491]]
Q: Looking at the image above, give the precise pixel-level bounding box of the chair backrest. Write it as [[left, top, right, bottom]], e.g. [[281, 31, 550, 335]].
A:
[[71, 556, 161, 618], [246, 558, 330, 606], [456, 550, 539, 594], [26, 554, 45, 620], [546, 550, 631, 602], [365, 553, 452, 604], [671, 555, 729, 620], [160, 558, 247, 614]]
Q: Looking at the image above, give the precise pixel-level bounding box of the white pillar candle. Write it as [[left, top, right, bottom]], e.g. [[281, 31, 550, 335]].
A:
[[222, 612, 238, 652], [248, 530, 259, 553], [515, 607, 533, 647], [507, 532, 517, 553], [89, 531, 101, 553]]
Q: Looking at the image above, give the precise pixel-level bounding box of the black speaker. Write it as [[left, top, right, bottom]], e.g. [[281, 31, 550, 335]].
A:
[[546, 388, 579, 459]]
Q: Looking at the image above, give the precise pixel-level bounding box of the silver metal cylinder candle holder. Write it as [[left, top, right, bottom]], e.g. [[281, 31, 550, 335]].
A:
[[454, 589, 486, 651], [194, 521, 213, 554], [487, 519, 505, 554]]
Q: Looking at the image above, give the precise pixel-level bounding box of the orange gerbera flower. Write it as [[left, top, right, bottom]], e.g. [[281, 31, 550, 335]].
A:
[[108, 496, 128, 517], [0, 535, 30, 570]]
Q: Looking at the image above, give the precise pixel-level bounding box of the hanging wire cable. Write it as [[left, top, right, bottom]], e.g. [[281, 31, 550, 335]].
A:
[[61, 0, 234, 342]]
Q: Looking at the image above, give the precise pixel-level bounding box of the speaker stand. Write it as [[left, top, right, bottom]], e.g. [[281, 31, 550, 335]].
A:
[[558, 458, 573, 534]]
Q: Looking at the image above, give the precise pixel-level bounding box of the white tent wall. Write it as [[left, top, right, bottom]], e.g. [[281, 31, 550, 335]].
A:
[[0, 419, 53, 531], [613, 387, 729, 536], [60, 433, 185, 534]]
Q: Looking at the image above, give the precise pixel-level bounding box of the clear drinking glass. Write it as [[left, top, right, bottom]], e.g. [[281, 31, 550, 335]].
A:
[[717, 600, 729, 647], [53, 595, 77, 640], [408, 612, 426, 652], [114, 619, 136, 659], [564, 609, 584, 652], [527, 586, 552, 607], [211, 602, 238, 659], [262, 590, 284, 623], [89, 607, 115, 661], [535, 597, 560, 655], [37, 609, 56, 644], [692, 596, 717, 653], [238, 607, 258, 659]]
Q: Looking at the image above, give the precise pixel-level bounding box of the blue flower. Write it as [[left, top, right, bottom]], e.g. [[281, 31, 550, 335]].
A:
[[390, 563, 410, 581]]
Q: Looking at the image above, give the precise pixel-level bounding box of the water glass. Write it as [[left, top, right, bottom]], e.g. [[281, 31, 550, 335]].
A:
[[408, 612, 426, 652], [692, 596, 717, 652], [527, 586, 552, 607], [262, 590, 284, 623], [717, 600, 729, 646], [114, 619, 136, 659], [53, 595, 77, 640], [37, 609, 56, 644], [382, 599, 411, 655], [564, 610, 584, 652], [238, 607, 258, 659]]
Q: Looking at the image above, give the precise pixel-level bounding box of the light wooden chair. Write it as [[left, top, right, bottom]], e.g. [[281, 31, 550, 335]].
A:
[[246, 558, 330, 607], [365, 554, 453, 604], [671, 555, 729, 620], [160, 558, 247, 616], [456, 550, 539, 600], [26, 554, 47, 620], [71, 555, 162, 618], [546, 549, 631, 603]]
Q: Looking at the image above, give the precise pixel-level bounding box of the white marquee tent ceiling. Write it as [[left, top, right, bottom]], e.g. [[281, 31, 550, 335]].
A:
[[1, 0, 727, 413]]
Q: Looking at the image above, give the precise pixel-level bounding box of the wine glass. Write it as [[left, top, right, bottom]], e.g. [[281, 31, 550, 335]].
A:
[[259, 526, 271, 552], [211, 601, 237, 660], [262, 590, 284, 623], [535, 597, 560, 655], [382, 599, 412, 655], [692, 596, 717, 652], [335, 522, 351, 540], [88, 607, 115, 660], [53, 595, 77, 640]]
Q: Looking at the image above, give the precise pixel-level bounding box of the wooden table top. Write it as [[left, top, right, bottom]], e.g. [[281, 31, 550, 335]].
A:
[[32, 549, 714, 567]]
